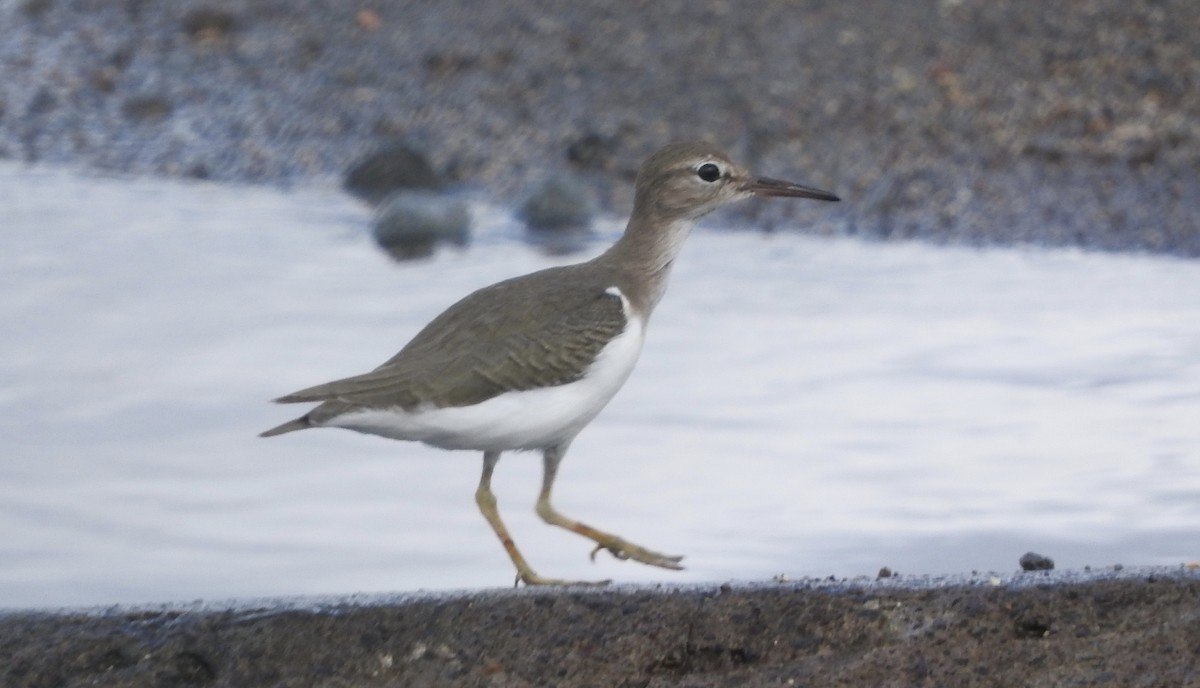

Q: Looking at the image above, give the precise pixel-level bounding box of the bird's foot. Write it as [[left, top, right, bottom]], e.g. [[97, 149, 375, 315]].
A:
[[513, 569, 611, 587], [589, 538, 685, 571]]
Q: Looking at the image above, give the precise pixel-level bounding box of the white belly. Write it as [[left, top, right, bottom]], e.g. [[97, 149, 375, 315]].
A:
[[323, 303, 645, 452]]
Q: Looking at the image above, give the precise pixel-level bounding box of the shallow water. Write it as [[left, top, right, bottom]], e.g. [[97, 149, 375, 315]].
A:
[[1, 162, 1198, 609]]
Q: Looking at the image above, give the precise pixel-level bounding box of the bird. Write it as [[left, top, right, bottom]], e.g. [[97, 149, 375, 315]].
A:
[[260, 141, 839, 586]]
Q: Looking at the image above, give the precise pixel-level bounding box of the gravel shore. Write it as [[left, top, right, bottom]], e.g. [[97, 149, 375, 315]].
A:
[[2, 0, 1197, 253], [3, 568, 1198, 687]]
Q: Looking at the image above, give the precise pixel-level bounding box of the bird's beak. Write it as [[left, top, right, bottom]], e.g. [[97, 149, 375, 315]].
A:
[[747, 176, 840, 202]]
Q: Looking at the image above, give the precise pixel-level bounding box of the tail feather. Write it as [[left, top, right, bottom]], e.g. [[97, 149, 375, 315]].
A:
[[259, 416, 312, 437]]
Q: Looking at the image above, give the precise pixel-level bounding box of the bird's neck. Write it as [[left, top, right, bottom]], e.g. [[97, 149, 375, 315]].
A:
[[595, 210, 696, 318]]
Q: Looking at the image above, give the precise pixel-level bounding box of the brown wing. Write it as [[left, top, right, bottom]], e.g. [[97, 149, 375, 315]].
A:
[[274, 265, 627, 418]]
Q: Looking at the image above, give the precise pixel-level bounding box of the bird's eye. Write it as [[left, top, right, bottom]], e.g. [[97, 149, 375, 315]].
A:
[[696, 163, 721, 183]]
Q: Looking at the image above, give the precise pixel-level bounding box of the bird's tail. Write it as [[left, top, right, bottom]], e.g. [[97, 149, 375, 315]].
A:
[[259, 416, 312, 438]]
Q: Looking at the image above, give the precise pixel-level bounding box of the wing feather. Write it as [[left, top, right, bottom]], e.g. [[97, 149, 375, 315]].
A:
[[273, 265, 628, 417]]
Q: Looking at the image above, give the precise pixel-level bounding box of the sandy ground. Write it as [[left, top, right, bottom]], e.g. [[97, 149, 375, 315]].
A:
[[2, 1, 1198, 685]]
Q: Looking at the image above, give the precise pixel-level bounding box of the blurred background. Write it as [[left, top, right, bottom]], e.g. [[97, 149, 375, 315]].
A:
[[4, 0, 1197, 252], [1, 0, 1197, 608]]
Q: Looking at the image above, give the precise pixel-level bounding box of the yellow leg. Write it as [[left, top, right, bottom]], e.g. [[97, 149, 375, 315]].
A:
[[474, 451, 609, 587], [535, 446, 685, 571]]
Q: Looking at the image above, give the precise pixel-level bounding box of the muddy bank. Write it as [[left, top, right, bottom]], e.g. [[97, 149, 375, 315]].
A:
[[1, 0, 1197, 254]]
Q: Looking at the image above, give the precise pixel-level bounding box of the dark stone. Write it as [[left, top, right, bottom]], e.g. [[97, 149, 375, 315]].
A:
[[1013, 616, 1053, 639], [122, 95, 172, 122], [90, 67, 119, 93], [519, 174, 596, 232], [163, 651, 217, 685], [186, 163, 211, 180], [372, 190, 469, 260], [26, 88, 57, 116], [1022, 135, 1067, 163], [344, 142, 444, 206], [566, 133, 618, 171], [19, 0, 52, 18], [182, 7, 237, 42], [424, 51, 481, 79], [1019, 552, 1055, 571], [73, 645, 137, 673], [517, 174, 597, 255], [296, 36, 324, 66]]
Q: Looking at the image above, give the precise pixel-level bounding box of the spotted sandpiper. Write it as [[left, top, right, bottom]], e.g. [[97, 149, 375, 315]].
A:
[[261, 141, 839, 586]]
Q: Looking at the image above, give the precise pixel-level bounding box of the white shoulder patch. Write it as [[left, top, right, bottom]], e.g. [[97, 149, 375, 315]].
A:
[[604, 286, 632, 316]]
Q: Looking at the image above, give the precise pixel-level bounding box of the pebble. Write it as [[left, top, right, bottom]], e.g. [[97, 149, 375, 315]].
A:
[[518, 174, 597, 255], [518, 174, 596, 232], [371, 191, 470, 261], [1019, 552, 1055, 572], [345, 142, 445, 206]]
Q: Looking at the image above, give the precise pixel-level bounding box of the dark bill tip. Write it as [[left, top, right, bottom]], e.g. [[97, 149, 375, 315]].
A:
[[748, 176, 840, 202]]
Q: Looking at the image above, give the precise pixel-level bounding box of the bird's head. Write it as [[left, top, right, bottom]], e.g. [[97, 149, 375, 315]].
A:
[[632, 141, 839, 221]]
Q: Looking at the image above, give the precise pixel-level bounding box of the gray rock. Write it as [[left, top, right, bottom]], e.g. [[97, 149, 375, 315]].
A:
[[519, 174, 597, 231], [518, 174, 597, 255], [1019, 551, 1055, 572], [372, 191, 469, 261], [345, 142, 444, 206]]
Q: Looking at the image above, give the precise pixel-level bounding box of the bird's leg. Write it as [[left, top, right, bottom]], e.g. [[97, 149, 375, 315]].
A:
[[474, 451, 609, 587], [535, 446, 685, 571]]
